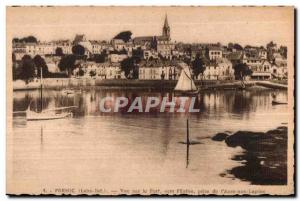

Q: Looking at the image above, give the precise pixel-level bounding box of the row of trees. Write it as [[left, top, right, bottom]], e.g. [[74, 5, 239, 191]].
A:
[[13, 36, 38, 44], [13, 54, 49, 81]]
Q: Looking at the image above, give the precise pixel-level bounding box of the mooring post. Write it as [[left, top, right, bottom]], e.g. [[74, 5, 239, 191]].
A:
[[187, 118, 190, 145], [186, 118, 190, 168]]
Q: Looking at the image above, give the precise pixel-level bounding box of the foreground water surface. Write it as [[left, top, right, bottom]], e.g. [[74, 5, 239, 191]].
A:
[[8, 88, 289, 193]]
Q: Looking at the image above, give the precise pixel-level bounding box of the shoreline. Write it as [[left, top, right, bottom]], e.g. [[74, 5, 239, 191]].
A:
[[13, 79, 287, 91], [212, 126, 288, 185]]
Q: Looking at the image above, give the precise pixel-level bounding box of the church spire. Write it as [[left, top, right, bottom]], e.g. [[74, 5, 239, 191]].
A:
[[164, 14, 169, 28], [162, 14, 170, 39]]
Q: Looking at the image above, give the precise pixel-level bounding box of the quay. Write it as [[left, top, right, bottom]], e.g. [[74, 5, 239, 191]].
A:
[[13, 78, 288, 91]]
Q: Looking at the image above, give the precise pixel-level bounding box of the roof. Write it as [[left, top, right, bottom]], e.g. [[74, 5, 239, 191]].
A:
[[156, 36, 170, 41], [227, 51, 243, 60], [208, 46, 222, 51], [89, 40, 108, 45], [133, 36, 154, 43], [215, 57, 232, 64]]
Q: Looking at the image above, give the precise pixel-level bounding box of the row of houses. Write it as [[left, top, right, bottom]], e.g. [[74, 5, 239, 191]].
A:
[[69, 57, 235, 81]]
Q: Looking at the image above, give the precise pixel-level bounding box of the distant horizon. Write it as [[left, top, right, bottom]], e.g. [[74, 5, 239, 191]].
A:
[[7, 6, 293, 47]]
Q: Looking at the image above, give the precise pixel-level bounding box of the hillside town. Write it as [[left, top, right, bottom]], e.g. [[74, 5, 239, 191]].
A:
[[12, 15, 288, 84]]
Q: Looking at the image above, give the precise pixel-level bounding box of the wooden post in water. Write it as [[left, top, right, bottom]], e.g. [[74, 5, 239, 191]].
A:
[[186, 118, 190, 145], [186, 118, 190, 168]]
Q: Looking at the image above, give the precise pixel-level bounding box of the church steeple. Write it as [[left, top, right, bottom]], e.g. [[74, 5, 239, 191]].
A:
[[164, 14, 169, 28], [162, 14, 170, 40]]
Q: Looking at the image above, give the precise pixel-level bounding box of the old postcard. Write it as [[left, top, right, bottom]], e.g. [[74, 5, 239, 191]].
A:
[[6, 6, 294, 196]]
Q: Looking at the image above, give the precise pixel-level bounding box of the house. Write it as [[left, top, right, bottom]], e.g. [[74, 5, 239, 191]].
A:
[[139, 65, 177, 80], [109, 54, 128, 63], [273, 52, 287, 66], [250, 60, 272, 80], [73, 62, 125, 79], [138, 59, 178, 80], [44, 56, 61, 73], [99, 63, 125, 79], [89, 40, 109, 54], [242, 54, 262, 69], [207, 46, 222, 61], [271, 64, 288, 79], [201, 58, 234, 80], [12, 43, 27, 60], [258, 48, 267, 59], [73, 34, 93, 58], [54, 40, 72, 55], [156, 38, 175, 59], [35, 42, 55, 55], [226, 51, 243, 65]]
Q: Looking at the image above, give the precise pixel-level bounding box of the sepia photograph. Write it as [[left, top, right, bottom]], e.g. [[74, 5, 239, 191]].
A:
[[6, 6, 294, 196]]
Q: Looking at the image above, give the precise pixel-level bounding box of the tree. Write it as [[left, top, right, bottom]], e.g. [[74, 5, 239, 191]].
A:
[[279, 46, 287, 59], [233, 63, 252, 80], [24, 36, 38, 43], [93, 52, 107, 63], [58, 55, 77, 77], [120, 57, 138, 79], [78, 68, 85, 76], [132, 47, 143, 60], [72, 45, 85, 56], [267, 41, 277, 61], [33, 55, 49, 77], [233, 43, 243, 51], [55, 47, 64, 56], [113, 31, 132, 43], [89, 70, 96, 77], [12, 53, 21, 80], [191, 53, 205, 78], [19, 55, 36, 82], [13, 36, 38, 43]]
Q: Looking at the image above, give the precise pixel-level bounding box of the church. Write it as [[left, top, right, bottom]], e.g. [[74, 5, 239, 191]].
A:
[[133, 15, 175, 59]]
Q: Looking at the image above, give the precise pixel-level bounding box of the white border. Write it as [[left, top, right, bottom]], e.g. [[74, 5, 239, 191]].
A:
[[1, 0, 298, 200]]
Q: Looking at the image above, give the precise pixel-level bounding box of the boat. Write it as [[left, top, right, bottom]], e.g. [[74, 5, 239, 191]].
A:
[[26, 110, 72, 121], [272, 100, 287, 105], [174, 63, 199, 96], [17, 67, 75, 121]]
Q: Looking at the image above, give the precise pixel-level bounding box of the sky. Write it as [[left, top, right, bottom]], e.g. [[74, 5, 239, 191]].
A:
[[7, 6, 294, 47]]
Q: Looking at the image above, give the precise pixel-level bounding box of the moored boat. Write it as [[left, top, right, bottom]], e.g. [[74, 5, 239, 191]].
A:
[[272, 100, 287, 105], [174, 63, 199, 96]]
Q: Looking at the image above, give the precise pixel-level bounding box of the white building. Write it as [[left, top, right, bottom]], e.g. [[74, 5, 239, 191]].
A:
[[250, 60, 272, 80], [139, 65, 178, 80], [207, 46, 223, 61], [271, 64, 288, 79], [90, 40, 109, 54], [73, 62, 125, 79], [201, 58, 234, 80], [109, 54, 128, 63]]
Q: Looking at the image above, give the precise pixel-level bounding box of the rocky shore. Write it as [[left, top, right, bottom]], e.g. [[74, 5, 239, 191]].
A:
[[212, 126, 287, 185]]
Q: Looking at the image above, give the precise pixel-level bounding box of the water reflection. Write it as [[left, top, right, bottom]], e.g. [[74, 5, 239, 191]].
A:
[[10, 88, 288, 189], [13, 88, 287, 118]]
